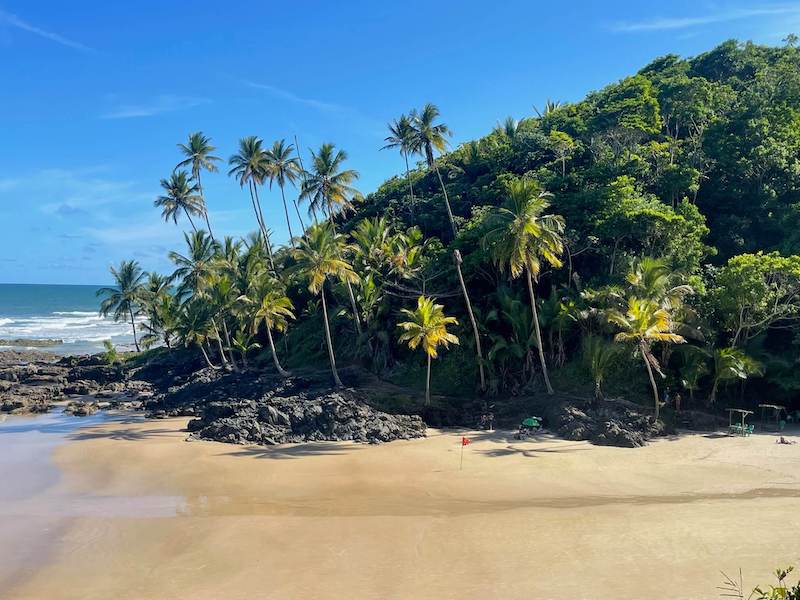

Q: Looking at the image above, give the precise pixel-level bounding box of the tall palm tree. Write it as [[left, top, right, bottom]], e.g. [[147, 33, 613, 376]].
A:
[[97, 260, 146, 352], [382, 114, 417, 218], [484, 178, 565, 394], [228, 136, 275, 270], [292, 222, 358, 387], [607, 297, 686, 420], [409, 103, 457, 237], [299, 143, 362, 220], [300, 143, 363, 335], [250, 278, 295, 378], [155, 171, 205, 233], [265, 139, 304, 242], [398, 295, 459, 404], [175, 132, 221, 238]]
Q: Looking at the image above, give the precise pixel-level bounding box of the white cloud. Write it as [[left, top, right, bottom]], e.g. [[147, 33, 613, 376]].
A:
[[0, 9, 91, 51], [242, 80, 342, 112], [612, 5, 800, 32], [100, 95, 210, 119]]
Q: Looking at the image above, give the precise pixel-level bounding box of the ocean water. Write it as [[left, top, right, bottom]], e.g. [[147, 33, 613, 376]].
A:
[[0, 284, 134, 355]]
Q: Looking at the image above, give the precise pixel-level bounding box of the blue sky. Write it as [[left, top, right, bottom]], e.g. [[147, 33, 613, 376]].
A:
[[1, 1, 798, 285]]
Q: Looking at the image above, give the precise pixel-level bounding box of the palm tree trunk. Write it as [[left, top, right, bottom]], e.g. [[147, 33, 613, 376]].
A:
[[266, 326, 290, 378], [197, 172, 215, 240], [526, 269, 553, 394], [320, 283, 343, 387], [403, 152, 416, 220], [293, 134, 315, 227], [279, 184, 295, 242], [292, 198, 306, 233], [198, 343, 218, 370], [211, 320, 229, 367], [454, 250, 485, 392], [425, 353, 432, 405], [249, 181, 276, 272], [433, 163, 457, 238], [183, 209, 198, 234], [128, 307, 140, 352], [641, 341, 661, 420], [221, 319, 238, 371], [710, 378, 719, 405]]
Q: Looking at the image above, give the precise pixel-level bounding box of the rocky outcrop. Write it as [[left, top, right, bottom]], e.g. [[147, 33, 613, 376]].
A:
[[64, 400, 99, 417], [530, 396, 668, 448], [187, 388, 426, 445], [0, 350, 153, 415]]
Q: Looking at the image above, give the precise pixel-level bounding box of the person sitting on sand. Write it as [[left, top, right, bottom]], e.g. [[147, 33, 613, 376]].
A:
[[776, 436, 796, 445]]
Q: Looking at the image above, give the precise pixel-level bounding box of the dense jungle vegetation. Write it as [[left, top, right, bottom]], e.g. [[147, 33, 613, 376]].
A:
[[99, 39, 800, 418]]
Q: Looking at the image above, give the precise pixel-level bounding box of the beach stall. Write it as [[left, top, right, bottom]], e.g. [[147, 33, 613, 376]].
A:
[[758, 404, 787, 432], [727, 408, 754, 436]]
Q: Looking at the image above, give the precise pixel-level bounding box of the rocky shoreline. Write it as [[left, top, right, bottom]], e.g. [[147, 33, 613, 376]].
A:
[[0, 349, 723, 448]]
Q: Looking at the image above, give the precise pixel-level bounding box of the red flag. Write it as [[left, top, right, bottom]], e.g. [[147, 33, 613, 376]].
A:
[[461, 436, 471, 446]]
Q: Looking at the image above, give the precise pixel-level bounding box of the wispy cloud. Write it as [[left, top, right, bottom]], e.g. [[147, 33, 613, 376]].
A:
[[100, 95, 210, 119], [0, 9, 91, 51], [612, 5, 800, 32], [242, 80, 343, 112], [0, 168, 152, 218]]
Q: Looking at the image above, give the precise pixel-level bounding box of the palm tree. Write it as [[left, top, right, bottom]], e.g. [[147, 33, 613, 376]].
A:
[[177, 299, 220, 369], [265, 139, 304, 242], [300, 143, 363, 335], [494, 116, 522, 140], [607, 297, 686, 420], [582, 335, 622, 400], [398, 295, 459, 404], [409, 103, 457, 237], [382, 114, 417, 218], [228, 136, 275, 270], [155, 171, 205, 233], [175, 132, 220, 237], [97, 260, 146, 352], [484, 178, 565, 394], [709, 347, 763, 404], [250, 278, 295, 378], [299, 143, 362, 221], [138, 273, 175, 348], [169, 230, 219, 299], [292, 222, 358, 387], [533, 99, 563, 118]]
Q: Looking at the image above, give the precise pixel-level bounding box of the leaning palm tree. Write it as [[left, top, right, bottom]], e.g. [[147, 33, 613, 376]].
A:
[[409, 103, 457, 236], [291, 222, 358, 387], [382, 114, 418, 218], [228, 136, 275, 269], [397, 295, 459, 404], [97, 260, 147, 352], [265, 139, 304, 242], [154, 171, 205, 233], [175, 132, 220, 237], [250, 278, 295, 378], [483, 178, 565, 394], [607, 297, 686, 420], [299, 143, 362, 221]]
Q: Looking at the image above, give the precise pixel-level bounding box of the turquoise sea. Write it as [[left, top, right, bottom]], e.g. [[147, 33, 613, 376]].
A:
[[0, 284, 134, 355]]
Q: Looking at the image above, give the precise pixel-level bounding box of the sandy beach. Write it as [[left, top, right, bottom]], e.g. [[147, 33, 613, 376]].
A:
[[3, 417, 799, 600]]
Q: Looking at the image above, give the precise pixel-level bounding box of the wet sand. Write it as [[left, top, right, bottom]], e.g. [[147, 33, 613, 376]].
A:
[[4, 417, 800, 599]]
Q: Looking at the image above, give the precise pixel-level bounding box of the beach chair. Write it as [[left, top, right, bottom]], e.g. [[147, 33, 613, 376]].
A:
[[744, 424, 754, 436]]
